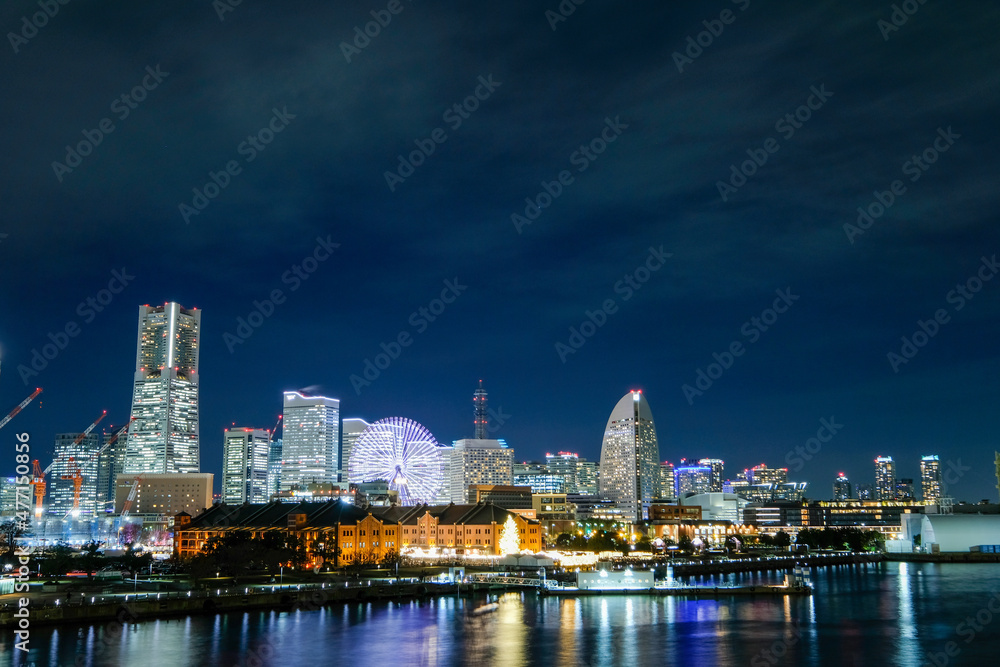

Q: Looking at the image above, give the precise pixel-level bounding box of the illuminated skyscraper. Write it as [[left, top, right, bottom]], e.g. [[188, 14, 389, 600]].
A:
[[660, 461, 676, 500], [448, 438, 513, 503], [833, 473, 852, 501], [599, 390, 661, 522], [875, 456, 896, 501], [280, 391, 340, 490], [576, 460, 599, 494], [675, 464, 712, 497], [222, 428, 270, 504], [124, 303, 201, 475], [49, 433, 101, 518], [340, 417, 370, 482], [921, 455, 942, 503], [267, 437, 282, 498], [747, 464, 788, 486], [545, 452, 579, 493], [698, 458, 725, 492]]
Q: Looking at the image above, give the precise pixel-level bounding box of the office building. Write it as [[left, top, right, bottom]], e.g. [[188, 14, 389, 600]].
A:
[[921, 455, 942, 503], [659, 461, 676, 500], [340, 417, 370, 482], [280, 391, 340, 490], [124, 303, 201, 475], [267, 437, 282, 499], [513, 462, 566, 494], [95, 427, 127, 515], [698, 458, 725, 492], [833, 473, 852, 501], [0, 477, 19, 517], [48, 433, 101, 518], [747, 464, 788, 486], [545, 452, 579, 493], [598, 390, 661, 522], [473, 380, 489, 439], [896, 478, 915, 501], [222, 427, 270, 504], [576, 460, 599, 494], [466, 484, 532, 509], [856, 483, 874, 501], [675, 464, 712, 497], [448, 439, 514, 504], [875, 456, 897, 501]]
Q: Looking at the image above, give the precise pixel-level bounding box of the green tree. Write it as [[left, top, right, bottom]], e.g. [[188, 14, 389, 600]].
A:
[[79, 541, 106, 582], [39, 542, 75, 577], [772, 531, 791, 548]]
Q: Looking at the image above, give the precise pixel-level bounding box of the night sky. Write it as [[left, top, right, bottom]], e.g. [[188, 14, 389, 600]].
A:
[[1, 1, 998, 501]]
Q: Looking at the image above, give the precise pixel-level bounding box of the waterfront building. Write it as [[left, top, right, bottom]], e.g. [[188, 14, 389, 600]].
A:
[[392, 502, 543, 556], [280, 391, 340, 490], [680, 492, 748, 523], [698, 458, 725, 492], [448, 439, 514, 504], [124, 302, 201, 475], [513, 462, 566, 494], [267, 437, 282, 499], [599, 390, 661, 522], [921, 455, 942, 503], [222, 428, 270, 504], [833, 473, 852, 501], [875, 456, 896, 501]]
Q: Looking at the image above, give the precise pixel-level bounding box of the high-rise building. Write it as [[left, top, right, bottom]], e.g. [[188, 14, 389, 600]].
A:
[[833, 473, 852, 501], [921, 455, 942, 503], [280, 391, 340, 490], [340, 417, 370, 482], [660, 461, 676, 500], [0, 477, 18, 517], [675, 464, 712, 497], [49, 433, 101, 518], [267, 437, 282, 499], [514, 462, 566, 494], [448, 438, 514, 504], [222, 428, 270, 504], [856, 483, 874, 501], [747, 464, 788, 486], [545, 452, 579, 493], [473, 380, 488, 439], [96, 428, 126, 515], [598, 390, 661, 522], [896, 478, 915, 501], [875, 456, 896, 501], [123, 303, 201, 475], [698, 458, 725, 492], [576, 460, 599, 494]]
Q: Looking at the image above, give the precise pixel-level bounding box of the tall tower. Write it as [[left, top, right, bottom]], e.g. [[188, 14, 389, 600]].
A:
[[124, 303, 201, 475], [599, 390, 661, 522], [698, 458, 725, 492], [874, 456, 896, 501], [222, 428, 270, 504], [473, 380, 488, 439], [833, 473, 852, 501], [340, 417, 370, 483], [280, 391, 340, 490]]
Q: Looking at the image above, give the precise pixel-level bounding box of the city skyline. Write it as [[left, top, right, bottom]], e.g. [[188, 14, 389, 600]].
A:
[[1, 2, 998, 503]]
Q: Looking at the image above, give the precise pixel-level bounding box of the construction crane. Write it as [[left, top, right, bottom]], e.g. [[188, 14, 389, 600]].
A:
[[118, 474, 144, 543], [0, 388, 42, 431], [29, 410, 108, 518], [76, 418, 134, 468], [60, 457, 84, 516]]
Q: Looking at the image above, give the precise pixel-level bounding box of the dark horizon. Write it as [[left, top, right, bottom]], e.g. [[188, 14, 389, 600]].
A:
[[1, 1, 998, 502]]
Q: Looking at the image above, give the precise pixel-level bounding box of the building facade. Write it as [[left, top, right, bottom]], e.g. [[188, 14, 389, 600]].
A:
[[875, 456, 897, 501], [448, 439, 514, 504], [833, 473, 852, 501], [698, 458, 725, 492], [921, 455, 942, 503], [280, 391, 340, 490], [222, 428, 270, 504], [124, 303, 201, 475], [340, 417, 370, 483], [599, 390, 661, 522], [115, 473, 214, 517], [48, 433, 101, 518], [675, 464, 712, 497], [545, 452, 579, 493]]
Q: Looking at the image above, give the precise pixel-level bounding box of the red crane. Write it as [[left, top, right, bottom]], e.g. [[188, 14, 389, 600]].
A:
[[0, 388, 42, 431]]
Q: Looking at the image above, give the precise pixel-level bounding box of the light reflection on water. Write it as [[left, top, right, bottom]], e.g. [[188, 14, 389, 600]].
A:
[[13, 562, 1000, 667]]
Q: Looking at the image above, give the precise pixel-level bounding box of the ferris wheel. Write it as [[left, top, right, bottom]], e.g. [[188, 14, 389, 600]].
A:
[[348, 417, 444, 505]]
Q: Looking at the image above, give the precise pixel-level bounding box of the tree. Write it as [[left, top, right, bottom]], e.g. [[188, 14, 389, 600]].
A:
[[39, 542, 75, 577], [772, 531, 791, 548], [0, 520, 24, 565], [499, 515, 520, 555], [116, 546, 153, 578], [79, 541, 106, 582], [554, 533, 575, 548]]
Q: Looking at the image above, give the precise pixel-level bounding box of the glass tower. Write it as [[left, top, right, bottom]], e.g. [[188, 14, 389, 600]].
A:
[[123, 303, 201, 474], [920, 455, 941, 503], [599, 390, 661, 522], [280, 391, 340, 490], [875, 456, 896, 501], [222, 427, 270, 504]]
